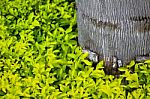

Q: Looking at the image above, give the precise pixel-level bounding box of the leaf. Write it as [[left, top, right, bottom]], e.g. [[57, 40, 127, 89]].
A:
[[127, 93, 133, 99], [65, 27, 72, 33], [144, 60, 150, 64], [9, 8, 14, 15], [127, 60, 135, 68], [2, 88, 6, 93], [0, 90, 6, 96], [132, 89, 143, 99], [140, 71, 149, 74], [75, 77, 83, 81], [63, 14, 71, 18], [100, 85, 112, 97], [67, 54, 76, 59], [139, 64, 147, 70], [96, 61, 104, 69], [82, 60, 92, 66], [6, 15, 14, 19], [134, 64, 139, 73], [69, 34, 77, 39], [126, 73, 139, 82], [118, 67, 128, 71], [64, 34, 69, 42], [80, 52, 89, 59], [58, 27, 65, 32], [59, 84, 65, 91], [32, 20, 40, 26], [92, 94, 98, 99], [128, 82, 139, 88], [91, 70, 105, 78], [28, 12, 34, 22]]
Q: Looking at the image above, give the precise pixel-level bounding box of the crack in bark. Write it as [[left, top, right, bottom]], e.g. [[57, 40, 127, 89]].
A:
[[129, 16, 150, 21], [82, 13, 119, 30], [138, 22, 150, 32], [130, 16, 150, 32]]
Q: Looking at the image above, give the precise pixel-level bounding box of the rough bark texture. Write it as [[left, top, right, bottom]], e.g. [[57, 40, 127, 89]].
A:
[[76, 0, 150, 70]]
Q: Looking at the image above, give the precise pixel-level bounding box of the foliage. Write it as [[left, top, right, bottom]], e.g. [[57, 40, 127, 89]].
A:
[[0, 0, 150, 98]]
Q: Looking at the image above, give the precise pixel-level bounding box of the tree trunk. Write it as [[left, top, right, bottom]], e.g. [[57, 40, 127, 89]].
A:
[[76, 0, 150, 74]]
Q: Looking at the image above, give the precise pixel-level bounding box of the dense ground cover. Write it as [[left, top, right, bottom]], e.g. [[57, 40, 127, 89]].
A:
[[0, 0, 150, 98]]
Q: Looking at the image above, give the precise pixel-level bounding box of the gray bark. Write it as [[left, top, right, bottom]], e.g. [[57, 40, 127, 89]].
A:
[[76, 0, 150, 68]]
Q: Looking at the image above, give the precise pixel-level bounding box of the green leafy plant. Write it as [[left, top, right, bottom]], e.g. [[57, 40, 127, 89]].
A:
[[0, 0, 150, 99]]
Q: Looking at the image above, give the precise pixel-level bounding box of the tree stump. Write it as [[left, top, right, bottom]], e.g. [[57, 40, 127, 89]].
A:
[[75, 0, 150, 74]]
